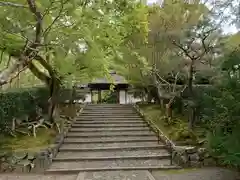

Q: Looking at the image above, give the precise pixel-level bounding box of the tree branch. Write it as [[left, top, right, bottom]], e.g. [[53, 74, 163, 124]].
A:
[[35, 55, 55, 75], [0, 56, 28, 86], [9, 66, 28, 84], [0, 49, 4, 64], [26, 0, 42, 47], [197, 28, 217, 60], [43, 0, 68, 37], [0, 0, 43, 86], [28, 61, 50, 84], [0, 1, 27, 8], [172, 40, 196, 60]]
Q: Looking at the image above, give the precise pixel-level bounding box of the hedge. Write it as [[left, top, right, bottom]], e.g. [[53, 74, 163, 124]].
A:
[[0, 86, 79, 133], [0, 87, 49, 130]]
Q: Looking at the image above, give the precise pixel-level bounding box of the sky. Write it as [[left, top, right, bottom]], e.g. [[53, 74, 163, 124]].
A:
[[147, 0, 238, 34]]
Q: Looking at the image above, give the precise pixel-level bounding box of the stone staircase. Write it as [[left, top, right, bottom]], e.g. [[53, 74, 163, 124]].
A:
[[46, 104, 180, 174]]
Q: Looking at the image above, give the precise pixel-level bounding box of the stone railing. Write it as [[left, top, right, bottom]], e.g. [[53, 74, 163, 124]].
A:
[[133, 103, 207, 168], [0, 104, 86, 173]]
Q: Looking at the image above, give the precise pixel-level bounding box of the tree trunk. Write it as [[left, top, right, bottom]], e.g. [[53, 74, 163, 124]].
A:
[[147, 94, 152, 103], [153, 73, 163, 107], [188, 60, 194, 96], [166, 96, 175, 119], [70, 86, 76, 104], [48, 76, 60, 124], [177, 99, 183, 114], [28, 58, 61, 125], [187, 60, 196, 129], [144, 87, 152, 103], [166, 103, 173, 119], [188, 107, 196, 130]]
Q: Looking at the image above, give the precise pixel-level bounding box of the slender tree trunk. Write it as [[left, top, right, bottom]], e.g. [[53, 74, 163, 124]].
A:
[[188, 106, 196, 130], [188, 60, 196, 130], [166, 96, 175, 119], [188, 60, 194, 96], [144, 87, 152, 103], [166, 103, 172, 119], [153, 72, 163, 107], [48, 76, 60, 124]]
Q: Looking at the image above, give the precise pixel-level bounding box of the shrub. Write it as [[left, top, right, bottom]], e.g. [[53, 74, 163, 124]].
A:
[[201, 78, 240, 166], [0, 87, 49, 133]]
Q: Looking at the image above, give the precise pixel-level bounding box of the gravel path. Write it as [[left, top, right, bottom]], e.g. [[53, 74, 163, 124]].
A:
[[0, 174, 76, 180], [0, 168, 239, 180], [83, 170, 151, 180], [151, 168, 240, 180]]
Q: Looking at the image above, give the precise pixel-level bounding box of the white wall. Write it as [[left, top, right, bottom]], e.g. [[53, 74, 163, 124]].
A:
[[126, 93, 141, 104], [119, 90, 126, 104], [75, 91, 141, 104], [84, 93, 92, 103], [119, 90, 142, 104], [74, 93, 91, 103]]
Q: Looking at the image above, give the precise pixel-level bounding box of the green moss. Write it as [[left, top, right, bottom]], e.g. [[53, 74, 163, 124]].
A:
[[139, 104, 200, 145], [0, 128, 56, 153], [139, 104, 167, 133]]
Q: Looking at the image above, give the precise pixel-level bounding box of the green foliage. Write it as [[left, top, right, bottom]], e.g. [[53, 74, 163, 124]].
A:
[[102, 91, 118, 103], [58, 88, 75, 103], [199, 73, 240, 166], [0, 0, 149, 88], [207, 125, 240, 167], [0, 87, 49, 133], [200, 78, 240, 129], [169, 120, 197, 142], [221, 50, 240, 72]]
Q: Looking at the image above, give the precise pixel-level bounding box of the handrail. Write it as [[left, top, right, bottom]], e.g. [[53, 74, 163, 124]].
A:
[[132, 103, 175, 165]]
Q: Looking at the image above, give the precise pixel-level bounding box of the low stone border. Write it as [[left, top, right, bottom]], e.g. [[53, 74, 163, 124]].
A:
[[133, 103, 208, 168], [0, 103, 86, 173]]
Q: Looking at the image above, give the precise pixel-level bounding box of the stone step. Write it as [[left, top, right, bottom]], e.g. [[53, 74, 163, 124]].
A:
[[84, 107, 133, 109], [78, 116, 141, 119], [69, 127, 150, 132], [71, 124, 148, 128], [84, 108, 136, 113], [83, 109, 134, 111], [76, 117, 143, 120], [46, 165, 180, 174], [63, 136, 158, 144], [59, 142, 164, 151], [66, 131, 155, 137], [46, 159, 179, 174], [86, 104, 131, 105], [86, 105, 132, 107], [55, 149, 170, 161], [82, 171, 154, 180], [74, 120, 145, 124], [54, 154, 170, 161], [79, 114, 139, 116], [81, 114, 138, 116], [81, 113, 137, 115], [83, 109, 136, 114], [82, 109, 135, 112]]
